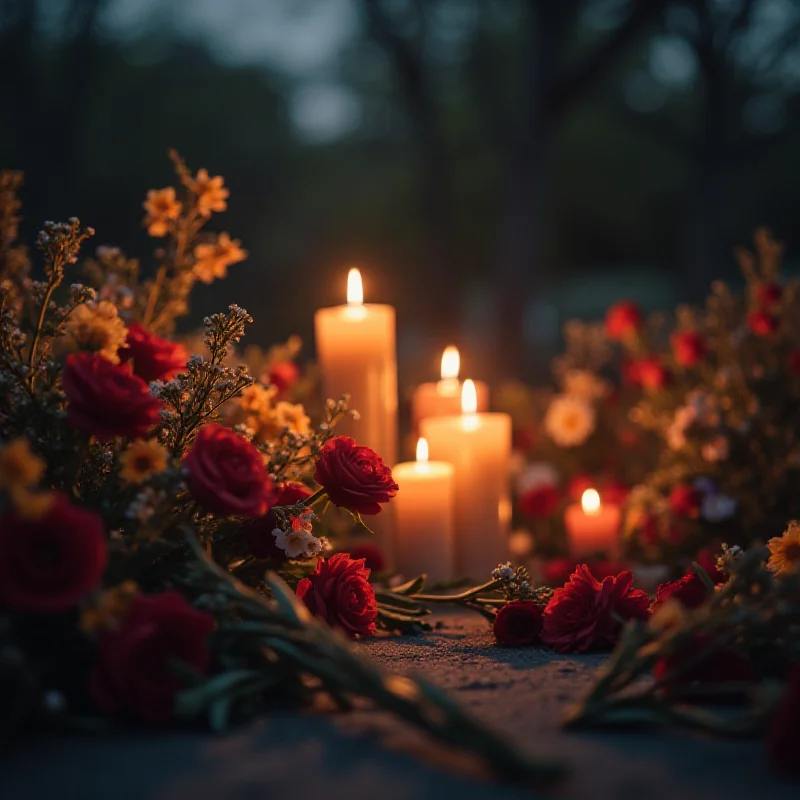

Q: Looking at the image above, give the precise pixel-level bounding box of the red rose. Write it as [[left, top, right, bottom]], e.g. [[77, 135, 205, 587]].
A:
[[541, 565, 650, 653], [748, 310, 779, 336], [493, 601, 544, 647], [118, 322, 188, 383], [296, 553, 377, 638], [267, 361, 299, 396], [62, 353, 162, 440], [347, 543, 386, 573], [519, 484, 559, 518], [768, 664, 800, 775], [314, 436, 398, 516], [654, 572, 710, 610], [185, 424, 273, 518], [788, 351, 800, 375], [756, 281, 783, 307], [671, 331, 707, 367], [0, 494, 107, 613], [245, 482, 311, 560], [90, 591, 214, 723], [568, 474, 594, 502], [605, 301, 643, 340], [634, 357, 670, 391], [669, 484, 702, 517]]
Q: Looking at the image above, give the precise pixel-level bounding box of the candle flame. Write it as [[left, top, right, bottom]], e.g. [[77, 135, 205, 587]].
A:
[[581, 488, 601, 516], [461, 379, 478, 414], [416, 437, 429, 463], [440, 346, 460, 380], [347, 268, 363, 306]]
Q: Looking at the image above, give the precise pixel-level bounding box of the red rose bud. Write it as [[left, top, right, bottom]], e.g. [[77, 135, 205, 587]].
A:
[[90, 591, 214, 723], [768, 664, 800, 776], [671, 331, 707, 367], [669, 484, 702, 517], [267, 361, 300, 396], [314, 436, 398, 516], [62, 352, 162, 440], [185, 424, 273, 518], [518, 483, 560, 518], [634, 357, 670, 391], [245, 482, 312, 560], [296, 553, 377, 638], [756, 281, 783, 307], [347, 543, 386, 573], [118, 322, 188, 383], [605, 301, 643, 341], [654, 572, 710, 610], [493, 601, 544, 647], [0, 494, 107, 613], [541, 565, 650, 653], [747, 310, 779, 336]]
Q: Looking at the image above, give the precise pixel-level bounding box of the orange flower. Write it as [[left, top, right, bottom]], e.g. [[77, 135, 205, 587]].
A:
[[193, 232, 247, 284], [143, 187, 181, 237], [190, 168, 229, 216]]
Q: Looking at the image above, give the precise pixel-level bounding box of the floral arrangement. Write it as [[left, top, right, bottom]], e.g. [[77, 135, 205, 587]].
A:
[[0, 161, 563, 781]]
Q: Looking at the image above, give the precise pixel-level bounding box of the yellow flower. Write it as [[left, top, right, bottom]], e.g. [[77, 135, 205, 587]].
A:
[[143, 187, 182, 237], [193, 232, 247, 284], [9, 486, 55, 520], [63, 300, 128, 363], [562, 369, 610, 401], [239, 384, 277, 418], [189, 168, 229, 216], [253, 402, 311, 442], [119, 439, 170, 484], [81, 581, 139, 633], [0, 438, 45, 491], [544, 394, 596, 447], [767, 522, 800, 577]]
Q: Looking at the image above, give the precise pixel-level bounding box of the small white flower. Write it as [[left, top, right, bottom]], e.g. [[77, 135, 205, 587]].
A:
[[544, 394, 596, 448], [701, 493, 737, 523], [272, 527, 321, 558]]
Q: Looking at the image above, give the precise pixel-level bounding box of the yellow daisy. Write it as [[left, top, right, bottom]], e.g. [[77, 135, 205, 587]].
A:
[[767, 522, 800, 577], [10, 486, 55, 520], [0, 438, 45, 491], [193, 232, 247, 284], [63, 301, 128, 363], [189, 168, 229, 216], [143, 187, 182, 237], [119, 440, 170, 484]]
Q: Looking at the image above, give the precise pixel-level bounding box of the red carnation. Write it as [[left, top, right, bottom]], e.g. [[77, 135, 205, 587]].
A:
[[185, 424, 273, 518], [119, 322, 188, 383], [347, 543, 386, 573], [314, 436, 398, 516], [605, 301, 643, 341], [748, 310, 779, 336], [267, 361, 300, 397], [669, 484, 702, 517], [671, 331, 707, 368], [788, 351, 800, 375], [245, 482, 312, 560], [296, 553, 377, 638], [62, 353, 162, 440], [493, 601, 544, 647], [541, 565, 650, 653], [654, 572, 710, 610], [519, 484, 559, 518], [634, 357, 670, 391], [0, 494, 107, 613], [756, 281, 783, 307], [542, 558, 627, 588], [90, 591, 214, 723], [768, 664, 800, 775]]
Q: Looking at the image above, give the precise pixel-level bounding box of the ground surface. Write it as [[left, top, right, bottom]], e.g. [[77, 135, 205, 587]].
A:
[[4, 611, 796, 799]]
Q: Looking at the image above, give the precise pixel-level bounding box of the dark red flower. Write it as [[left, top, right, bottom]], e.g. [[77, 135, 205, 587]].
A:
[[639, 514, 661, 547], [748, 310, 779, 336], [118, 322, 188, 383], [605, 301, 643, 340], [518, 484, 559, 518], [314, 436, 398, 516], [768, 664, 800, 775], [634, 357, 670, 391], [245, 482, 312, 560], [654, 572, 710, 610], [512, 425, 537, 453], [347, 544, 386, 573], [62, 353, 162, 440], [185, 424, 273, 518], [493, 601, 544, 647], [296, 553, 377, 638], [568, 474, 594, 502], [669, 484, 702, 517], [541, 565, 650, 653], [543, 558, 627, 587], [0, 494, 107, 613], [90, 591, 214, 723], [671, 331, 707, 367], [601, 481, 630, 506], [788, 350, 800, 375], [267, 361, 300, 396], [756, 281, 783, 307], [695, 546, 726, 584]]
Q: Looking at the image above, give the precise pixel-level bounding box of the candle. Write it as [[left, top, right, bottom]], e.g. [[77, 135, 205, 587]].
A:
[[564, 489, 621, 558], [393, 438, 455, 583], [421, 380, 511, 579], [411, 346, 489, 435]]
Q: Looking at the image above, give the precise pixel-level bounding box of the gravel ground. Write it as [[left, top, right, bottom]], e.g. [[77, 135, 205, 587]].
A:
[[3, 611, 796, 800]]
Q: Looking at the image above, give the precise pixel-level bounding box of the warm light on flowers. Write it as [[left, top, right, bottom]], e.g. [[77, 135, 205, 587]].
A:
[[544, 394, 596, 447], [189, 168, 229, 216], [767, 523, 800, 577], [0, 438, 45, 492], [142, 187, 181, 237], [63, 300, 128, 363], [119, 439, 170, 484], [193, 232, 247, 283]]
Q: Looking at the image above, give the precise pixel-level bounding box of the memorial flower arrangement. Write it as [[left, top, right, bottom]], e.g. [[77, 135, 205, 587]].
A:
[[0, 162, 561, 782]]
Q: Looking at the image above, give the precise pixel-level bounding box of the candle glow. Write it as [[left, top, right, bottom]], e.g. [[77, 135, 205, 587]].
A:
[[347, 267, 363, 306], [416, 436, 429, 463], [581, 488, 601, 516], [440, 346, 460, 381], [461, 379, 478, 414]]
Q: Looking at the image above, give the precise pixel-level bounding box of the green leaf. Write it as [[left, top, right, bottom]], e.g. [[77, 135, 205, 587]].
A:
[[174, 669, 262, 717], [209, 696, 233, 732], [690, 561, 717, 593], [265, 571, 313, 625]]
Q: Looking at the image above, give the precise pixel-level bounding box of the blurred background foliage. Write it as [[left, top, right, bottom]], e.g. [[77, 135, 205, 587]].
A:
[[1, 0, 799, 387]]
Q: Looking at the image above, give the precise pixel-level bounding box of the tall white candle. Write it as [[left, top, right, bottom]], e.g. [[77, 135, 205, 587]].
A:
[[393, 438, 455, 583], [421, 380, 511, 580]]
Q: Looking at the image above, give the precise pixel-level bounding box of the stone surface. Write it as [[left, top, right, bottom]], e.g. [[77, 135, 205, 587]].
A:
[[3, 611, 797, 799]]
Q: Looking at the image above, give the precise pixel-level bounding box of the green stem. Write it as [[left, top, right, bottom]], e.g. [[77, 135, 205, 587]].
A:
[[27, 279, 58, 386], [410, 579, 502, 603]]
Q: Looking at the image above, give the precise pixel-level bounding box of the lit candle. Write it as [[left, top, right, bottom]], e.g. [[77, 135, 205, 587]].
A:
[[564, 489, 621, 558], [411, 346, 489, 435], [392, 437, 455, 583], [421, 380, 511, 579]]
